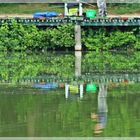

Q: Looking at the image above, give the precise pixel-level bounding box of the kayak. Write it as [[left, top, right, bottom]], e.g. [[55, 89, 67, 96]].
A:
[[33, 12, 58, 18], [32, 83, 58, 89]]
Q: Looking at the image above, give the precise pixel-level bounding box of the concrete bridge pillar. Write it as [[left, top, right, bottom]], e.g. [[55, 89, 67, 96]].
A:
[[75, 25, 82, 51]]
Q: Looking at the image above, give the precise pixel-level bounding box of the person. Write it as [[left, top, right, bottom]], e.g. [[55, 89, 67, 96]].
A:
[[97, 0, 107, 17]]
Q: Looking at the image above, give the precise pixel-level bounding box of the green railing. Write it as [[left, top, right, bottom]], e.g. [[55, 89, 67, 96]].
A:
[[1, 74, 139, 84], [0, 17, 140, 26]]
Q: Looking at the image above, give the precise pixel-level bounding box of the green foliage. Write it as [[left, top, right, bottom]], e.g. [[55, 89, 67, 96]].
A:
[[0, 21, 75, 51], [134, 28, 140, 49], [82, 28, 139, 51], [0, 21, 139, 51], [135, 41, 140, 49], [0, 20, 48, 51], [82, 28, 108, 51], [107, 31, 136, 50], [48, 24, 75, 48]]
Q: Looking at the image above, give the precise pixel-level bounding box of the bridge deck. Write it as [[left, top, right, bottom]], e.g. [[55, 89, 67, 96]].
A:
[[0, 17, 140, 26]]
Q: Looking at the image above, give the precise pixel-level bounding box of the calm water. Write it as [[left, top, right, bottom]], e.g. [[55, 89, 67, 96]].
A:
[[0, 51, 140, 137]]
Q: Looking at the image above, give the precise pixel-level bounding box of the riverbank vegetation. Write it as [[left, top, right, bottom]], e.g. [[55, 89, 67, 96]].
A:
[[0, 21, 139, 51], [82, 27, 140, 51], [0, 21, 74, 51]]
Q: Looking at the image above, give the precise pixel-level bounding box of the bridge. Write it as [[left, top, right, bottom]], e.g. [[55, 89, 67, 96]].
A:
[[2, 73, 139, 84], [0, 17, 140, 26]]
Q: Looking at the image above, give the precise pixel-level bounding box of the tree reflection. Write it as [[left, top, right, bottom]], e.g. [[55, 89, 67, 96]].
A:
[[0, 52, 75, 83], [0, 51, 140, 83]]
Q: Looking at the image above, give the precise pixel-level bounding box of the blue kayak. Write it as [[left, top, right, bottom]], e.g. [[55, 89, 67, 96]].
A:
[[33, 12, 58, 18], [32, 83, 58, 89]]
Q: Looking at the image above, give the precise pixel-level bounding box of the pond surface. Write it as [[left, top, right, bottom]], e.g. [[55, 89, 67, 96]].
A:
[[0, 51, 140, 137]]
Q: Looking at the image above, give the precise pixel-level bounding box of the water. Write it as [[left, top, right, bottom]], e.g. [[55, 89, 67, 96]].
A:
[[0, 51, 140, 137]]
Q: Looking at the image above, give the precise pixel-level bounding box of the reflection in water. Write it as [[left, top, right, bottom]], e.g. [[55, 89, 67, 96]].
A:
[[0, 51, 140, 136], [64, 51, 83, 99], [98, 83, 107, 97], [91, 83, 108, 135], [65, 83, 84, 99], [0, 51, 139, 83], [75, 51, 82, 77]]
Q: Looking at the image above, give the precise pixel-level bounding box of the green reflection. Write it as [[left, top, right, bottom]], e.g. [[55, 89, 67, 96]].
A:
[[0, 84, 140, 136], [0, 52, 75, 83], [83, 52, 140, 73], [0, 51, 140, 83], [0, 51, 140, 136]]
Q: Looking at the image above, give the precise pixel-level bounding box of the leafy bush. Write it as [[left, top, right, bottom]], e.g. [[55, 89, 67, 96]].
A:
[[107, 31, 136, 50], [82, 28, 139, 51], [48, 24, 75, 49], [0, 21, 48, 51], [0, 21, 75, 51]]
